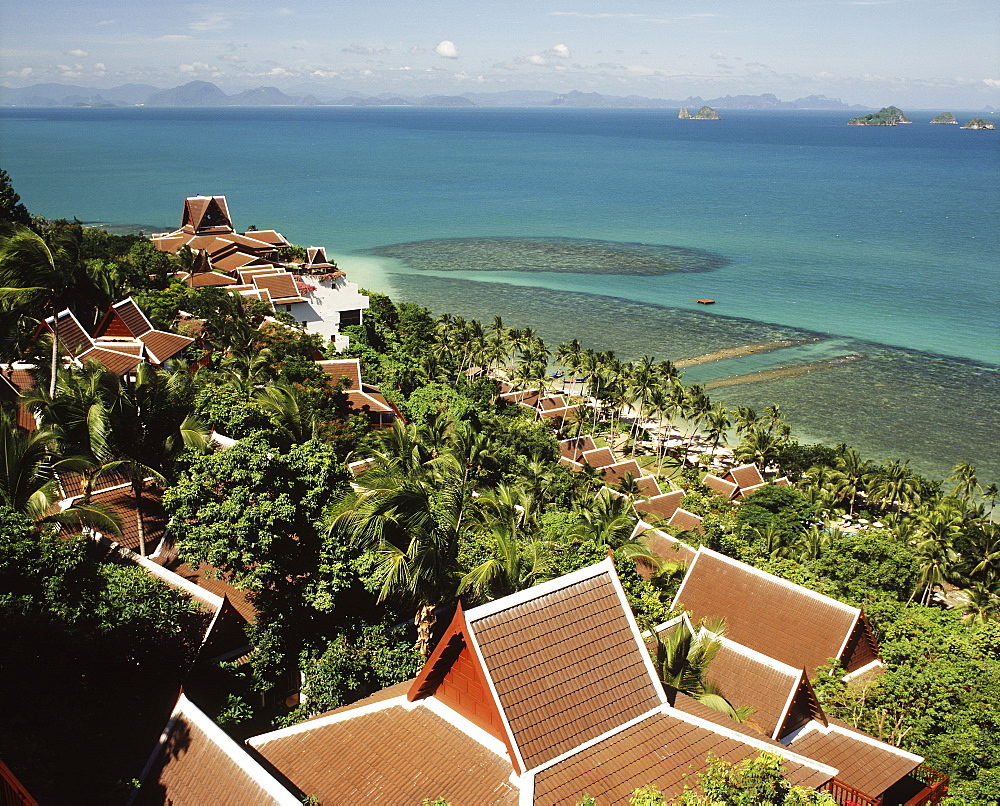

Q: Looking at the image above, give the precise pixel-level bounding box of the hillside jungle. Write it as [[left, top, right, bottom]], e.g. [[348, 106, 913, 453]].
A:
[[0, 173, 998, 803]]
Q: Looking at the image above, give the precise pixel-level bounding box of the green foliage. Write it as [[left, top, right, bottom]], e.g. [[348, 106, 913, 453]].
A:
[[0, 505, 206, 801], [805, 527, 919, 604], [815, 608, 1000, 792], [0, 168, 33, 227], [278, 624, 420, 725], [848, 106, 911, 125], [678, 752, 836, 805]]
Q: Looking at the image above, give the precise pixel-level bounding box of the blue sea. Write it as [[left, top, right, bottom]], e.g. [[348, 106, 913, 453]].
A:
[[1, 106, 998, 485]]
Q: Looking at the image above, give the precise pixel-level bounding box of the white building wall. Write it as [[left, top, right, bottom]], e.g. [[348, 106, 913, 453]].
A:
[[291, 275, 370, 351]]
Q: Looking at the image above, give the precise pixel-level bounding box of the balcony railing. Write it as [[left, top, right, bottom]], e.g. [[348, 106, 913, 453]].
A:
[[904, 764, 949, 806], [823, 778, 881, 806]]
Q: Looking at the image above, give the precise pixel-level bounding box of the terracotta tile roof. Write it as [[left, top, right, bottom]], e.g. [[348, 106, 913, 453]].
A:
[[465, 561, 664, 769], [774, 476, 791, 486], [162, 559, 257, 625], [237, 266, 286, 283], [537, 404, 578, 422], [93, 338, 145, 356], [530, 708, 834, 804], [634, 490, 685, 523], [208, 250, 259, 273], [599, 459, 644, 487], [701, 637, 807, 739], [251, 703, 518, 805], [559, 435, 596, 462], [56, 466, 131, 501], [243, 229, 289, 247], [788, 722, 922, 798], [315, 359, 361, 389], [347, 387, 394, 416], [704, 473, 738, 498], [136, 693, 300, 806], [581, 446, 615, 469], [634, 525, 698, 566], [669, 692, 790, 748], [635, 475, 662, 498], [558, 456, 584, 471], [112, 298, 154, 336], [672, 548, 863, 674], [139, 331, 195, 364], [79, 484, 168, 554], [179, 270, 238, 287], [76, 346, 143, 376], [43, 309, 92, 354], [1, 365, 39, 431], [667, 507, 704, 533], [537, 394, 568, 411], [251, 272, 305, 303], [725, 463, 765, 491], [304, 246, 334, 270], [181, 195, 234, 233]]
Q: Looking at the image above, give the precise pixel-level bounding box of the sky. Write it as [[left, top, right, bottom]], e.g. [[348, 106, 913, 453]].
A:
[[1, 0, 998, 108]]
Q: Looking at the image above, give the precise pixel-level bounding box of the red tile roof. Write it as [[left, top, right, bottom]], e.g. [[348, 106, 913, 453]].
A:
[[558, 435, 597, 462], [580, 446, 615, 469], [667, 507, 704, 533], [636, 526, 698, 566], [76, 483, 168, 554], [180, 195, 234, 233], [725, 463, 766, 490], [315, 359, 361, 389], [136, 693, 300, 806], [250, 703, 518, 805], [634, 490, 685, 523], [251, 272, 304, 303], [139, 330, 195, 364], [530, 709, 834, 803], [704, 473, 738, 498], [635, 475, 662, 498], [673, 548, 864, 674], [599, 459, 645, 488], [464, 561, 665, 770], [788, 722, 922, 798], [42, 309, 92, 354], [76, 346, 143, 376]]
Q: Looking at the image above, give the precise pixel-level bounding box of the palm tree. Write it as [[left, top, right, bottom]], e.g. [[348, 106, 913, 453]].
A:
[[566, 488, 655, 564], [652, 618, 755, 722], [702, 403, 731, 462], [948, 463, 980, 504], [959, 580, 1000, 624], [733, 406, 758, 438], [734, 427, 782, 472], [458, 485, 550, 603], [0, 224, 78, 397], [0, 409, 122, 534], [255, 382, 319, 444], [330, 451, 472, 655], [865, 459, 921, 514]]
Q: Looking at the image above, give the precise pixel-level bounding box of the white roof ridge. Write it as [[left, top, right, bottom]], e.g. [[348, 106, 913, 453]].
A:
[[683, 547, 860, 617], [667, 704, 840, 780], [248, 694, 410, 746], [714, 635, 802, 678], [151, 693, 302, 805], [792, 719, 924, 763], [465, 557, 615, 622]]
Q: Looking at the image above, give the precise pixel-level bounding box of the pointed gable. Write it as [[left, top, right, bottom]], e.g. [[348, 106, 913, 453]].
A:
[[558, 435, 596, 463], [182, 195, 234, 233], [673, 547, 869, 674], [634, 489, 685, 523], [704, 473, 738, 499], [725, 463, 766, 491], [462, 559, 666, 771], [95, 298, 194, 364], [40, 308, 92, 354]]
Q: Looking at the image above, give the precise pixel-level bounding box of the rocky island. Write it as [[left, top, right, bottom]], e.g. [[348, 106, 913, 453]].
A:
[[848, 106, 911, 125], [679, 105, 721, 120], [930, 112, 958, 124], [961, 117, 995, 129]]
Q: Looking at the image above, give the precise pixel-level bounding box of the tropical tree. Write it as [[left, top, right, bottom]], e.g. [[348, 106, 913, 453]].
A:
[[652, 618, 754, 722]]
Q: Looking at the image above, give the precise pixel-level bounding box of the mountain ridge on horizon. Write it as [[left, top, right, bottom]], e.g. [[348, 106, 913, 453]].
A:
[[0, 80, 879, 110]]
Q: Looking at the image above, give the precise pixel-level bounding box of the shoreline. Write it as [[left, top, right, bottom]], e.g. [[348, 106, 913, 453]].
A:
[[674, 339, 812, 368]]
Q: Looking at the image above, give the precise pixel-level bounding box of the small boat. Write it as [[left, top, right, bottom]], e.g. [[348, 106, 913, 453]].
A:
[[697, 299, 715, 305]]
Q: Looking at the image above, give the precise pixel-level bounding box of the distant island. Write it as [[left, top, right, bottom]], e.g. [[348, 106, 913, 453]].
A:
[[961, 118, 995, 129], [930, 112, 958, 124], [848, 106, 912, 126], [679, 106, 721, 120], [0, 80, 870, 110]]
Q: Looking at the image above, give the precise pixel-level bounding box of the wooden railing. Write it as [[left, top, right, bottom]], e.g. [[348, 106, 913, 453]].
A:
[[822, 778, 881, 806], [0, 757, 38, 806], [904, 764, 949, 806]]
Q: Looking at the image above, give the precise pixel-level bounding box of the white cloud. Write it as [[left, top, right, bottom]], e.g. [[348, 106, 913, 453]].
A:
[[5, 67, 33, 77], [189, 14, 231, 32], [157, 35, 192, 41], [984, 78, 1000, 88], [547, 44, 571, 59], [435, 40, 459, 59], [96, 20, 114, 26], [67, 49, 88, 57], [526, 54, 546, 66], [94, 62, 106, 71], [710, 52, 726, 60], [342, 44, 391, 56]]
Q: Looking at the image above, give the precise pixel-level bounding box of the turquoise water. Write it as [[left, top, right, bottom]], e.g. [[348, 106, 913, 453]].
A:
[[1, 106, 997, 483]]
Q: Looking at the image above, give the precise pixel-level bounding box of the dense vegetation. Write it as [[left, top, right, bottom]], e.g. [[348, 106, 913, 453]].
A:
[[848, 105, 912, 125], [1, 175, 998, 802]]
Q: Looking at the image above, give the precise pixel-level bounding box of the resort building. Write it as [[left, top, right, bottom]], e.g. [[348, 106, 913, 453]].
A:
[[132, 557, 947, 805], [152, 195, 369, 347]]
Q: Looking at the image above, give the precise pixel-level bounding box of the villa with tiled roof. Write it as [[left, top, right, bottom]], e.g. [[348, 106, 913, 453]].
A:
[[673, 546, 882, 678], [132, 557, 956, 804], [152, 195, 369, 347], [315, 358, 399, 428]]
